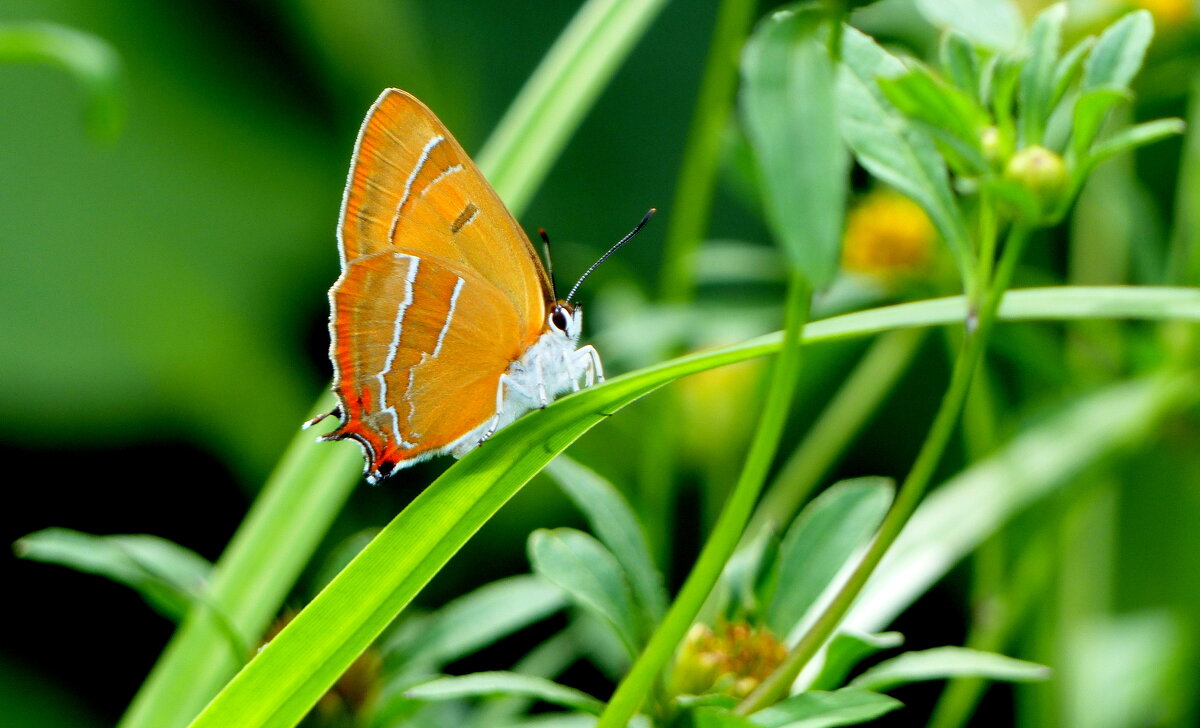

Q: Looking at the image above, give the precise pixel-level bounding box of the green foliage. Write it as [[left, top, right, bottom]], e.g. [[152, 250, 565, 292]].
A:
[[7, 3, 1200, 728]]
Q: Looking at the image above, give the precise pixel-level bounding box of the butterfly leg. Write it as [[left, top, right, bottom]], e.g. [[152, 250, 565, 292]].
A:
[[573, 345, 604, 387], [479, 374, 510, 444]]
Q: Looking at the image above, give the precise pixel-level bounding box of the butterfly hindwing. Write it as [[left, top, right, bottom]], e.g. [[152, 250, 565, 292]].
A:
[[327, 250, 524, 473]]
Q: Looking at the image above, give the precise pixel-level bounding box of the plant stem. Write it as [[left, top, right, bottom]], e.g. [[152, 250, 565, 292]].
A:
[[596, 272, 813, 728], [657, 0, 759, 302], [738, 225, 1032, 714], [749, 327, 926, 534]]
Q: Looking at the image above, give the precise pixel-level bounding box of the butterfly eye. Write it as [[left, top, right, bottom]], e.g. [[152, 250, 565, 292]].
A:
[[550, 307, 570, 332]]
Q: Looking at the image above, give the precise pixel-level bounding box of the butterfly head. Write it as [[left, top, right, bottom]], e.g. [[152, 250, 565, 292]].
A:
[[548, 301, 582, 343]]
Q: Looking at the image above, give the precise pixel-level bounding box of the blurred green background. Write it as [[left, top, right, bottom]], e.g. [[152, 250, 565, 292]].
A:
[[2, 1, 1198, 727]]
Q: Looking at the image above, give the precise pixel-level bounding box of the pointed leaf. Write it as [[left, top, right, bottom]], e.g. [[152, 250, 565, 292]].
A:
[[766, 478, 894, 638], [406, 672, 604, 715], [529, 528, 640, 655], [1051, 36, 1095, 109], [15, 528, 210, 622], [1018, 4, 1066, 146], [547, 456, 667, 621], [406, 575, 567, 666], [742, 8, 848, 287], [749, 687, 903, 727], [808, 631, 905, 691], [939, 30, 983, 102], [915, 0, 1023, 52], [1072, 86, 1131, 159], [838, 27, 973, 287], [1082, 10, 1153, 92], [1088, 118, 1186, 168], [849, 647, 1050, 691]]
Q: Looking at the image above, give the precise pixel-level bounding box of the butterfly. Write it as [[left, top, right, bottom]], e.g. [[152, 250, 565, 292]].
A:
[[306, 88, 650, 483]]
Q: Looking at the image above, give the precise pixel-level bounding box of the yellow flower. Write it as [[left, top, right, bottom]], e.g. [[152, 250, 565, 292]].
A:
[[1134, 0, 1192, 25], [842, 190, 936, 279], [670, 621, 789, 699]]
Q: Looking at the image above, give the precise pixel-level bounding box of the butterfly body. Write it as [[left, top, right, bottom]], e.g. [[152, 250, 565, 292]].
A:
[[308, 88, 603, 483]]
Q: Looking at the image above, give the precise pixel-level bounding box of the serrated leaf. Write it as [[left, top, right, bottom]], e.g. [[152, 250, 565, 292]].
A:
[[742, 8, 848, 287], [406, 575, 567, 666], [808, 631, 905, 691], [766, 477, 894, 639], [529, 529, 640, 655], [915, 0, 1023, 51], [1018, 3, 1066, 146], [547, 456, 667, 622], [838, 27, 973, 287], [749, 687, 903, 727], [405, 672, 604, 715], [849, 647, 1050, 691], [1082, 10, 1153, 92]]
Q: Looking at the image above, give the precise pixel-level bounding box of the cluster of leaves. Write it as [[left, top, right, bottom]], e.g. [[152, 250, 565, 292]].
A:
[[12, 2, 1196, 728]]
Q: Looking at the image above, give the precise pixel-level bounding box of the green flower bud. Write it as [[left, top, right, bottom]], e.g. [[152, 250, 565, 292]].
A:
[[1004, 145, 1068, 218]]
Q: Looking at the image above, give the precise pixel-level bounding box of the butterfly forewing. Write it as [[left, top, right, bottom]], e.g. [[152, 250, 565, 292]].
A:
[[339, 89, 551, 329], [328, 88, 555, 475]]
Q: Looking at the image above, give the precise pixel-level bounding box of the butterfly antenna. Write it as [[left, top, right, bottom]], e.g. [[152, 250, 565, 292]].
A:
[[539, 228, 558, 300], [565, 208, 656, 303]]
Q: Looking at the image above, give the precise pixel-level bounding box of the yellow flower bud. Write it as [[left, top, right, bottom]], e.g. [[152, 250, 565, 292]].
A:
[[842, 189, 936, 280]]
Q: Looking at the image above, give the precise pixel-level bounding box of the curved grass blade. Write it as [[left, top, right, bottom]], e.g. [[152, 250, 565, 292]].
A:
[[189, 286, 1200, 728]]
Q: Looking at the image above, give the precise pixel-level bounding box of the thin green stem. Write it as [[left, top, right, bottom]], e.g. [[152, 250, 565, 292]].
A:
[[596, 273, 813, 728], [657, 0, 758, 302], [749, 327, 926, 534], [738, 225, 1032, 714]]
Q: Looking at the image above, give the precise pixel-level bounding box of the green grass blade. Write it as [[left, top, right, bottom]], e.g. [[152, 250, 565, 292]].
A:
[[122, 1, 669, 723], [474, 0, 669, 212], [0, 21, 124, 141], [187, 285, 1199, 728], [406, 671, 605, 715], [849, 647, 1050, 691]]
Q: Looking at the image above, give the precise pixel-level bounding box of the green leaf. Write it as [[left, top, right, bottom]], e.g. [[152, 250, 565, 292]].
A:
[[847, 373, 1195, 633], [1072, 86, 1131, 160], [741, 8, 847, 287], [722, 524, 781, 622], [849, 647, 1050, 692], [188, 287, 1200, 728], [915, 0, 1024, 52], [749, 687, 903, 727], [15, 529, 211, 623], [547, 456, 667, 622], [876, 66, 989, 171], [838, 27, 974, 288], [1082, 10, 1153, 92], [405, 672, 604, 715], [1051, 35, 1095, 110], [0, 22, 124, 141], [694, 707, 760, 728], [529, 529, 641, 655], [475, 0, 669, 212], [766, 478, 894, 638], [939, 30, 983, 102], [808, 631, 905, 691], [1018, 4, 1066, 146], [403, 575, 567, 667], [1088, 118, 1186, 168]]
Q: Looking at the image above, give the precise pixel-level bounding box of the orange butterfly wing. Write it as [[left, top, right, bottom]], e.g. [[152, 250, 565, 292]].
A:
[[324, 89, 553, 477]]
